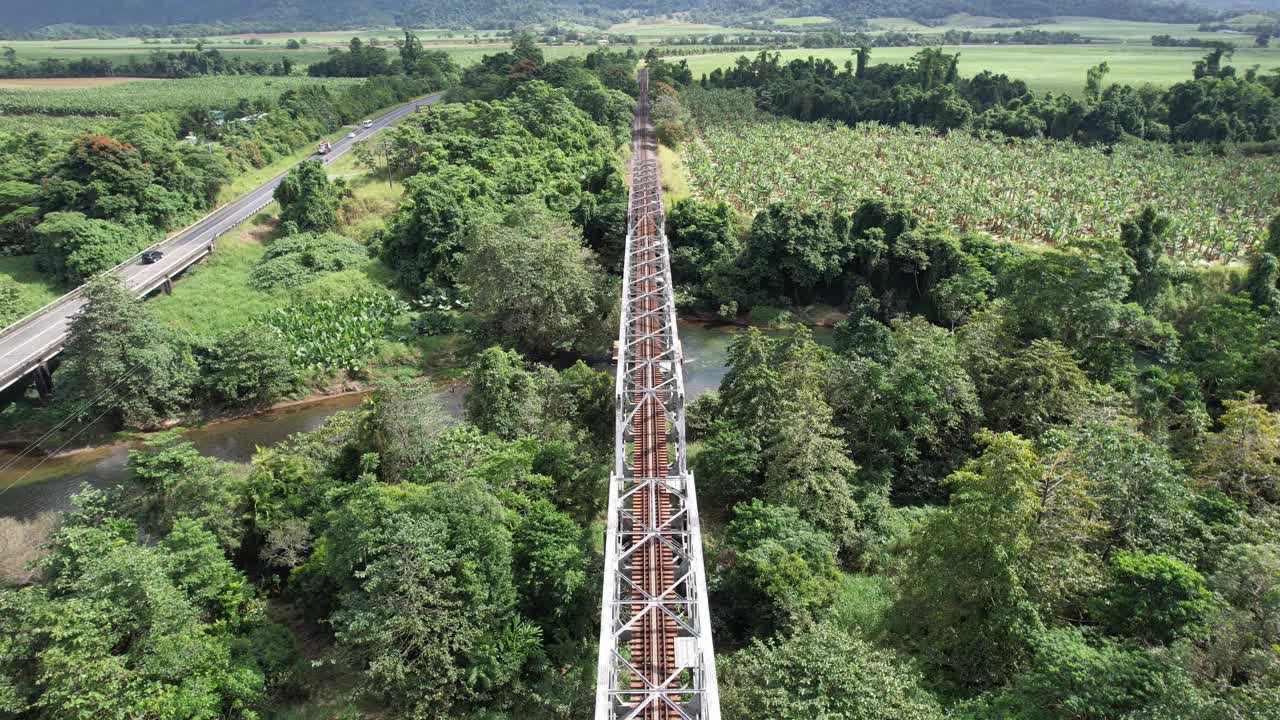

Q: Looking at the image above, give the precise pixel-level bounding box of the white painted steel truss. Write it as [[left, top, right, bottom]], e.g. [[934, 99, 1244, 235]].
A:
[[595, 70, 720, 720]]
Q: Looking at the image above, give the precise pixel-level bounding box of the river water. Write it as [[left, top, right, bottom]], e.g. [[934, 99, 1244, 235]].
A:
[[0, 321, 829, 519]]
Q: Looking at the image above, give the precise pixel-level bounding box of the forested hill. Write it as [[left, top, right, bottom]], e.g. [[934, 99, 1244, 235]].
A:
[[4, 0, 1217, 34]]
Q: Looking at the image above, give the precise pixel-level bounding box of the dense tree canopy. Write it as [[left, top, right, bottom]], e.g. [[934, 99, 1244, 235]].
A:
[[706, 46, 1280, 145], [0, 491, 287, 720], [720, 622, 944, 719], [458, 200, 609, 357]]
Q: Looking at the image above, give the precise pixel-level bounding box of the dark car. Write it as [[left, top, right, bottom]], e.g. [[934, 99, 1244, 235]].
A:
[[141, 249, 164, 264]]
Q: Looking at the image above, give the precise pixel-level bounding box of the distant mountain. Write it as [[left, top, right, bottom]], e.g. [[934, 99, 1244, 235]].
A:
[[1193, 0, 1280, 12], [2, 0, 1221, 34]]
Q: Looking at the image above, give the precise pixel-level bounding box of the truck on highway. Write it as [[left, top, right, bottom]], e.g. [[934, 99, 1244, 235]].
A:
[[362, 119, 373, 129], [317, 140, 332, 154]]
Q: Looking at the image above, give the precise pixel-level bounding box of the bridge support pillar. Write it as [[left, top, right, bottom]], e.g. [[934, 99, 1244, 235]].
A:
[[162, 276, 173, 295], [32, 362, 53, 401]]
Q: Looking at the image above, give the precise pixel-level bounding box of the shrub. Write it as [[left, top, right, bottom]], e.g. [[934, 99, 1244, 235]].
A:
[[263, 292, 406, 372], [196, 323, 298, 407], [250, 231, 367, 290]]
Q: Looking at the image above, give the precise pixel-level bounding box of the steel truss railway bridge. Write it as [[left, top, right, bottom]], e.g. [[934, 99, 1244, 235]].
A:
[[594, 70, 720, 720]]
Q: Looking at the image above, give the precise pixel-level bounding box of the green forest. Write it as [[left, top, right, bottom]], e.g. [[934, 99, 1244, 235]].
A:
[[0, 15, 1279, 720]]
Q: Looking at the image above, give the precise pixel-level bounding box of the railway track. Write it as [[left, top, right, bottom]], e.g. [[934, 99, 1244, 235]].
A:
[[595, 69, 719, 720]]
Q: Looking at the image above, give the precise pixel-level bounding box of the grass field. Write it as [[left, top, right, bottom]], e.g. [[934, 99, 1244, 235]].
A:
[[0, 256, 64, 321], [0, 28, 500, 61], [148, 209, 390, 337], [773, 16, 835, 26], [0, 114, 117, 141], [150, 161, 400, 337], [1017, 15, 1257, 43], [865, 14, 1263, 44], [670, 44, 1280, 96], [935, 14, 1014, 28], [865, 17, 934, 31], [679, 88, 1280, 261], [605, 19, 764, 38]]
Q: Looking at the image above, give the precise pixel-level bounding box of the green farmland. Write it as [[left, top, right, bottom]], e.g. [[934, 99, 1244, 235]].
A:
[[671, 44, 1280, 96], [0, 75, 364, 114], [0, 34, 619, 68], [604, 19, 765, 38], [865, 14, 1267, 44]]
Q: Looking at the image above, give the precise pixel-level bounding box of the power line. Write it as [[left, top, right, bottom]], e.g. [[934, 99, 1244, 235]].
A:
[[0, 383, 145, 505], [0, 360, 146, 477]]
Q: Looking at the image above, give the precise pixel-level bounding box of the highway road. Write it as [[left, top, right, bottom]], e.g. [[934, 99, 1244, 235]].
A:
[[0, 92, 441, 394]]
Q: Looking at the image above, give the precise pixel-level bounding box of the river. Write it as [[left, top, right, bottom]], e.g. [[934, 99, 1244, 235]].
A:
[[0, 321, 830, 519]]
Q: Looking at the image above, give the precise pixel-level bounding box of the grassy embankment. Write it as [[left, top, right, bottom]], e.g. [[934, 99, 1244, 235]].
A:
[[657, 144, 691, 207], [0, 257, 63, 319], [151, 152, 397, 337], [0, 76, 364, 115], [148, 149, 464, 381]]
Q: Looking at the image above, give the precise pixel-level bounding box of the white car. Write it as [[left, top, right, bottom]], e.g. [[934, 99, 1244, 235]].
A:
[[347, 132, 357, 139]]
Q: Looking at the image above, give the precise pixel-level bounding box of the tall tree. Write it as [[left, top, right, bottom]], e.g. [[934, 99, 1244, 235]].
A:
[[1121, 207, 1173, 309], [712, 500, 841, 641], [718, 328, 784, 441], [1085, 62, 1111, 101], [1042, 413, 1201, 560], [465, 346, 542, 441], [1093, 550, 1216, 644], [397, 29, 424, 72], [893, 431, 1101, 688], [316, 481, 539, 717], [766, 332, 869, 557], [0, 498, 278, 720], [512, 498, 589, 634], [739, 201, 844, 305], [196, 323, 296, 407], [458, 201, 607, 357], [367, 379, 452, 484], [986, 339, 1096, 438], [125, 432, 246, 552], [58, 276, 194, 429], [273, 159, 339, 233], [829, 317, 983, 504], [1196, 395, 1280, 511], [1245, 251, 1280, 312]]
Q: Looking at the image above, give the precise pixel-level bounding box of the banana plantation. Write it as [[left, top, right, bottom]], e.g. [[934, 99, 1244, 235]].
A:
[[682, 87, 1280, 260]]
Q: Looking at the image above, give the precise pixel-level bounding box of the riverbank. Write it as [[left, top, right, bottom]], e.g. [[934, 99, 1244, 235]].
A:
[[0, 384, 372, 454], [0, 320, 826, 518], [0, 391, 385, 518]]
